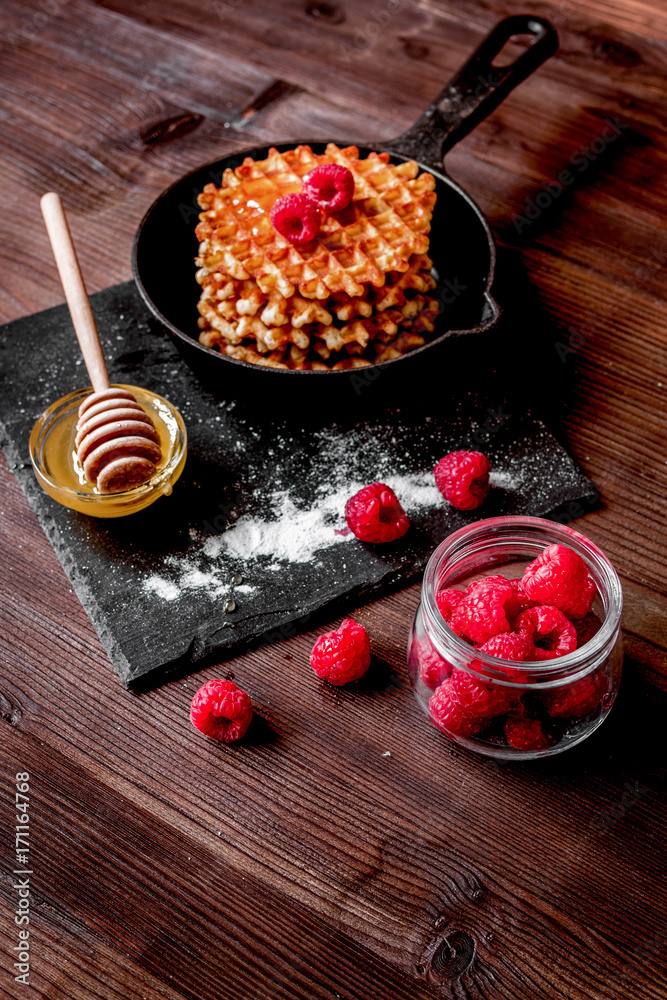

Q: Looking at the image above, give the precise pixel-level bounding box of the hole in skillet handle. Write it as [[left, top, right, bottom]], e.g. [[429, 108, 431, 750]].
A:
[[382, 15, 558, 170], [491, 31, 542, 68], [132, 17, 557, 417]]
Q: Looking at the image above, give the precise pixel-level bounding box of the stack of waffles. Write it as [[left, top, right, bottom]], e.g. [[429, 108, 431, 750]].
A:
[[194, 143, 440, 370]]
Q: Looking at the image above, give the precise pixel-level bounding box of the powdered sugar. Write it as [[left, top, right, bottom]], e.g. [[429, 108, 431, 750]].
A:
[[139, 410, 590, 605], [144, 576, 179, 602], [205, 470, 440, 566], [490, 469, 519, 490], [203, 490, 346, 565], [141, 467, 442, 601], [143, 543, 260, 603], [390, 471, 442, 510]]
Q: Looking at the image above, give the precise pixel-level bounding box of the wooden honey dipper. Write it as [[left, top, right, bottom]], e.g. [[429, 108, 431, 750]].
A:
[[40, 193, 162, 494]]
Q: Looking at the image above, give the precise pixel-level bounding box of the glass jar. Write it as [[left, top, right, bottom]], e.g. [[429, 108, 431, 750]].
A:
[[408, 516, 623, 759]]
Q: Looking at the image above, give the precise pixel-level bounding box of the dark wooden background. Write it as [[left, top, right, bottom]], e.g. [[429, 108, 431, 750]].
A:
[[1, 1, 666, 997]]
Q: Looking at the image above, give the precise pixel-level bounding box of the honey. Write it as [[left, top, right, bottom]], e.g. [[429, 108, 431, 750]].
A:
[[30, 384, 187, 517]]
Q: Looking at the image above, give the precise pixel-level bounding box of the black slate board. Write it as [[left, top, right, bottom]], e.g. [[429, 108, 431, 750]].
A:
[[0, 281, 596, 687]]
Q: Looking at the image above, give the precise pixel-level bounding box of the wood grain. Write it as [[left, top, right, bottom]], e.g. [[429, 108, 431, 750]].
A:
[[1, 1, 666, 997], [1, 451, 666, 998]]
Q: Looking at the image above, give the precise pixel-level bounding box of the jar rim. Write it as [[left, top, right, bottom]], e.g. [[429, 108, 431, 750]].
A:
[[421, 515, 623, 683]]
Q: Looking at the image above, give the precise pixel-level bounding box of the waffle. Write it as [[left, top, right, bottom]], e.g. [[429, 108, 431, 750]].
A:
[[199, 289, 437, 369], [194, 143, 440, 370]]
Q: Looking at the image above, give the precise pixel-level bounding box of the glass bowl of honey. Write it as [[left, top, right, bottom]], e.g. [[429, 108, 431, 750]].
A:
[[29, 383, 187, 517]]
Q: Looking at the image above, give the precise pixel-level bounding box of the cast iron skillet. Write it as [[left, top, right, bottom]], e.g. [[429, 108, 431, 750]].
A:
[[133, 15, 558, 406]]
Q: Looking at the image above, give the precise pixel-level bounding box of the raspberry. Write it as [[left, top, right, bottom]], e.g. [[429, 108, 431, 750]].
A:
[[478, 632, 534, 686], [190, 679, 253, 742], [543, 671, 605, 719], [415, 635, 452, 689], [505, 712, 553, 751], [436, 588, 464, 623], [477, 575, 518, 610], [479, 632, 534, 662], [345, 482, 409, 543], [450, 667, 516, 719], [302, 164, 354, 212], [270, 193, 321, 246], [522, 544, 596, 619], [507, 578, 536, 619], [434, 450, 490, 510], [573, 611, 603, 648], [514, 605, 577, 660], [310, 618, 371, 685], [429, 680, 483, 738], [450, 576, 514, 644]]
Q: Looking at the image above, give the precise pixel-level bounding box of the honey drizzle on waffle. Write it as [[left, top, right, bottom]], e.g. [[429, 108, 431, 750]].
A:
[[194, 144, 439, 370], [196, 144, 436, 300]]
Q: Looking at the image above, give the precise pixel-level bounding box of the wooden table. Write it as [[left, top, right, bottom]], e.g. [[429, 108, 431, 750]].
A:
[[1, 2, 666, 997]]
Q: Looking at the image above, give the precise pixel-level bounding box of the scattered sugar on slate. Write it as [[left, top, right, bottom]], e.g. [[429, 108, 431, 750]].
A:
[[138, 419, 561, 603]]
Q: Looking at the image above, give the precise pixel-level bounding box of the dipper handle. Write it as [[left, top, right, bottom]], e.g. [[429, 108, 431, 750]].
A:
[[40, 192, 110, 393]]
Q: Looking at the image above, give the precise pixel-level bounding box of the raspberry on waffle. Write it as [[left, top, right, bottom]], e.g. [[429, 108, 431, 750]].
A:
[[194, 144, 439, 371]]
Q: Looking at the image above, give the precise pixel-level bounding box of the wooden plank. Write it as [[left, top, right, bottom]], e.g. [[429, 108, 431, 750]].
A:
[[1, 733, 448, 1000], [1, 456, 666, 998], [622, 581, 667, 691], [0, 910, 189, 1000], [1, 2, 665, 598], [89, 0, 667, 110], [0, 0, 404, 320], [1, 1, 667, 996]]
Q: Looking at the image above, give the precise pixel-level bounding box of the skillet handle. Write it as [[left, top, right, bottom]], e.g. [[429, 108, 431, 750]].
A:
[[383, 15, 558, 170]]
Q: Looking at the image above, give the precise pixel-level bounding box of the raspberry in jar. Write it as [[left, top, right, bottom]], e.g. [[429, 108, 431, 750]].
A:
[[407, 516, 623, 760]]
